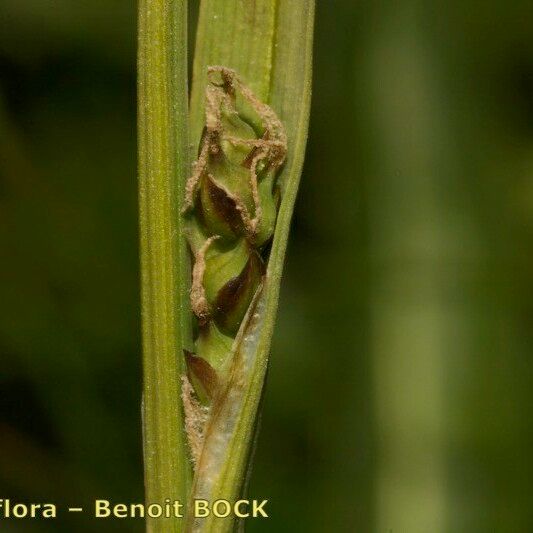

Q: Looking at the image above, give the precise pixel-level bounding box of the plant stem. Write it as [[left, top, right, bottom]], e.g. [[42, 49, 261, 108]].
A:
[[138, 1, 191, 530]]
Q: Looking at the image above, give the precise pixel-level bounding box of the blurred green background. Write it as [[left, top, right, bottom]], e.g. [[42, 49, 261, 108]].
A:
[[1, 1, 532, 531]]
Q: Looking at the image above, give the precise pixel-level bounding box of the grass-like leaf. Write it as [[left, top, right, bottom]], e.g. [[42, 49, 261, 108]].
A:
[[186, 2, 314, 531]]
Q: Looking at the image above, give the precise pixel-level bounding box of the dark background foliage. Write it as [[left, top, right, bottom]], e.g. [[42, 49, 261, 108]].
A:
[[1, 1, 532, 531]]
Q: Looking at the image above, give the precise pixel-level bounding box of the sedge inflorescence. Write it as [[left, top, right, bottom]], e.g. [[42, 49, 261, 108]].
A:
[[182, 67, 287, 464]]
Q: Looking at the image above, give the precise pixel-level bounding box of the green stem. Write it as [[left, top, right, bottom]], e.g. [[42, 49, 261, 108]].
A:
[[138, 1, 191, 531]]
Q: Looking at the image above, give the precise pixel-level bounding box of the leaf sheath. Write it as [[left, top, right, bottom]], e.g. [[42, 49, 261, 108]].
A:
[[186, 2, 314, 531]]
